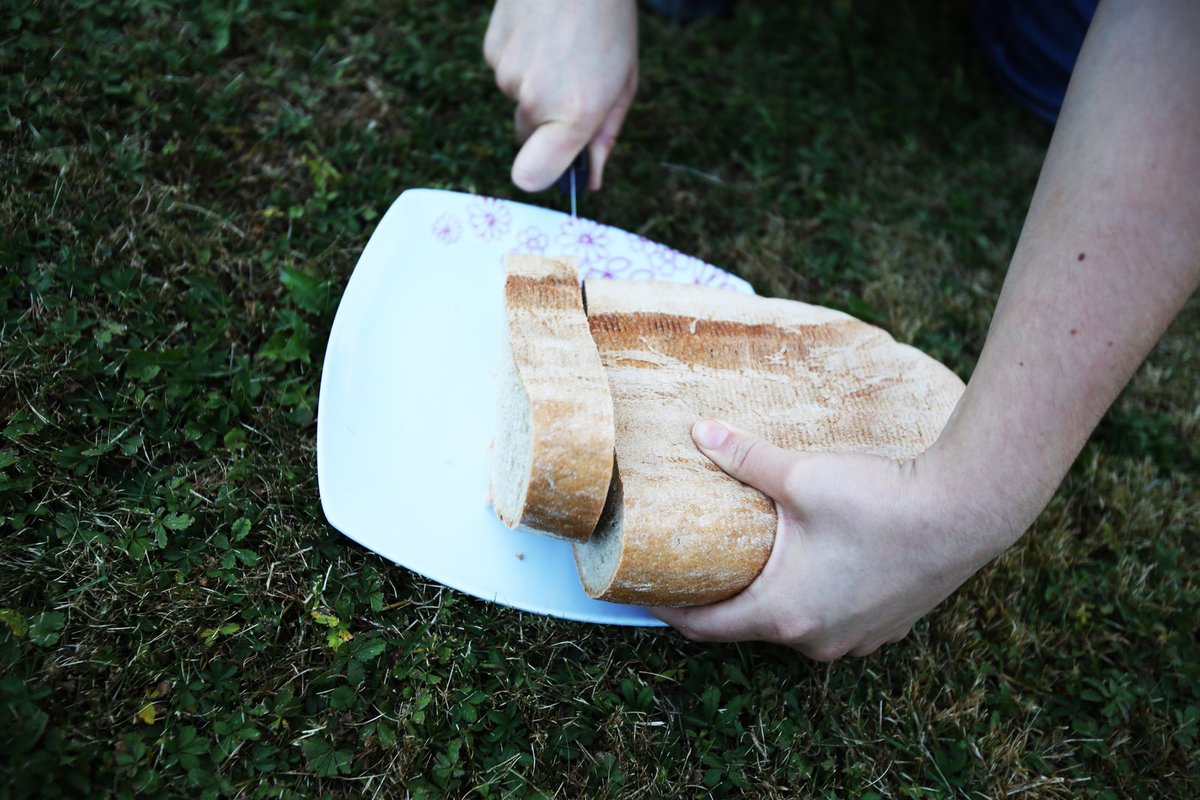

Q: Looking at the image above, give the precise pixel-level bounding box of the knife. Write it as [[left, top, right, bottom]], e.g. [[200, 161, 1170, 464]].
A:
[[555, 150, 590, 219]]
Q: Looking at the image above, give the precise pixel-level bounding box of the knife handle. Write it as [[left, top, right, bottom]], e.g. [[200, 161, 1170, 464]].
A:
[[554, 150, 590, 198]]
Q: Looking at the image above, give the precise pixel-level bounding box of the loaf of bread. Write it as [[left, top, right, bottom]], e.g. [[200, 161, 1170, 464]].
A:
[[572, 278, 965, 607], [489, 255, 616, 542]]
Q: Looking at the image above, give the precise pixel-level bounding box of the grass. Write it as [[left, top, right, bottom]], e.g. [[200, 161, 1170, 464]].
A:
[[2, 0, 1197, 797]]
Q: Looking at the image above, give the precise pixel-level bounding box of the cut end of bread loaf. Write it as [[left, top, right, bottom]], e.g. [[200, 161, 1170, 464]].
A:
[[573, 457, 770, 607], [490, 344, 533, 529], [573, 463, 623, 599], [488, 254, 616, 543]]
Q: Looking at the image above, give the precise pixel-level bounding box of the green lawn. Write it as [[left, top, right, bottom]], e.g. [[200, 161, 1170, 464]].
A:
[[2, 1, 1198, 797]]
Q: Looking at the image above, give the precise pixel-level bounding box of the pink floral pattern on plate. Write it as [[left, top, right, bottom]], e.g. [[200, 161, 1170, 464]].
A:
[[556, 218, 609, 268], [625, 232, 657, 255], [431, 213, 461, 244], [690, 261, 736, 289], [512, 226, 549, 256], [623, 231, 724, 283], [469, 197, 512, 242], [582, 257, 635, 281], [649, 243, 688, 276], [422, 193, 750, 293]]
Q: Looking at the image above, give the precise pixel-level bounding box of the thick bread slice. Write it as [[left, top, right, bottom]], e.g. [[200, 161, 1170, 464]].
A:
[[490, 254, 616, 542], [574, 279, 965, 606]]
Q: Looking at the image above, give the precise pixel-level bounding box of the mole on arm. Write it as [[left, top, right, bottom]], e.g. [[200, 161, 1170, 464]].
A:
[[1077, 252, 1086, 262]]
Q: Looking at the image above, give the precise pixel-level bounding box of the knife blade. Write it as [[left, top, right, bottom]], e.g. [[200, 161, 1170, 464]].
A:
[[555, 150, 590, 219]]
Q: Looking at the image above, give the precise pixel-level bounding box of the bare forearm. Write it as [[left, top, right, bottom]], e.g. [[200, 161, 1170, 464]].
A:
[[928, 0, 1200, 551]]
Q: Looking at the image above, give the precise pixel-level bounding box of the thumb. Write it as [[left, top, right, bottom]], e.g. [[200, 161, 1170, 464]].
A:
[[512, 120, 590, 192], [692, 419, 796, 500]]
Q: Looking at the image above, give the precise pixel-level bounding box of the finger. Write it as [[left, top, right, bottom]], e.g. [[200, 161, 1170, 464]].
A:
[[649, 593, 769, 643], [691, 419, 799, 500], [483, 17, 505, 69], [512, 119, 590, 192], [493, 62, 521, 99], [587, 68, 638, 191], [514, 106, 534, 145]]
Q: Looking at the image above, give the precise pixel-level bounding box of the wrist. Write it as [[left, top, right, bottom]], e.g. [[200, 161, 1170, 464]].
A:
[[910, 435, 1040, 569]]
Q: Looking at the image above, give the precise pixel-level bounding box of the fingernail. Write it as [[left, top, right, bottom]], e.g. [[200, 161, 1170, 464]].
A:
[[692, 419, 729, 450]]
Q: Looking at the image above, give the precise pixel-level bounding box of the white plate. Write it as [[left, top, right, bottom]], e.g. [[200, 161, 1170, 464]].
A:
[[317, 189, 754, 625]]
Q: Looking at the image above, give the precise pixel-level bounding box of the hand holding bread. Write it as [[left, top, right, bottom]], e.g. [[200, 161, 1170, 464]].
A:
[[650, 422, 1001, 658]]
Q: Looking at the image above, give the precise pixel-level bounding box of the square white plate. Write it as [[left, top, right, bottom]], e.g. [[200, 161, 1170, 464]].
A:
[[317, 189, 754, 625]]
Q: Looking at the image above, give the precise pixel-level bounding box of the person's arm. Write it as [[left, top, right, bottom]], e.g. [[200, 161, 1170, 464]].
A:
[[928, 0, 1200, 538], [483, 0, 639, 191], [653, 0, 1200, 658]]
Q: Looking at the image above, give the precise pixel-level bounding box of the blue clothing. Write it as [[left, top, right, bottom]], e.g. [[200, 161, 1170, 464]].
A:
[[975, 0, 1100, 123], [642, 0, 1101, 124]]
